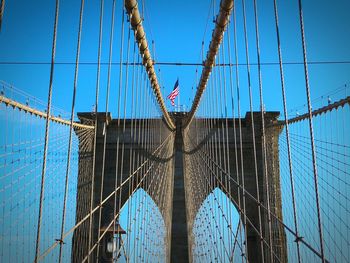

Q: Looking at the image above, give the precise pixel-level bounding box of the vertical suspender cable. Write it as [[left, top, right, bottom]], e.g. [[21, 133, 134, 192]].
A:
[[252, 0, 274, 261], [114, 5, 128, 257], [214, 59, 225, 259], [296, 0, 325, 261], [126, 43, 137, 263], [58, 0, 85, 261], [112, 0, 125, 258], [96, 0, 116, 259], [226, 22, 244, 262], [87, 1, 104, 262], [185, 0, 233, 127], [231, 3, 248, 260], [240, 0, 265, 260], [220, 42, 232, 259], [34, 1, 59, 261], [218, 49, 230, 260], [272, 0, 302, 261], [124, 0, 175, 130]]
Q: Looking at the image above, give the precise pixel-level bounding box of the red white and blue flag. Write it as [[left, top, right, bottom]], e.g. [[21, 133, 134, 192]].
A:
[[167, 79, 179, 106]]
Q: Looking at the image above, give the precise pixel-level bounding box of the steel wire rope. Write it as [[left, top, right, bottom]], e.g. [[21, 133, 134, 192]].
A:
[[217, 42, 230, 261], [190, 132, 329, 261], [288, 130, 350, 149], [148, 79, 159, 261], [189, 137, 248, 262], [287, 134, 350, 178], [113, 3, 128, 259], [135, 71, 146, 260], [280, 136, 350, 215], [82, 134, 170, 260], [126, 139, 171, 260], [0, 127, 74, 155], [86, 0, 104, 261], [195, 89, 218, 261], [144, 76, 154, 261], [191, 156, 225, 262], [231, 1, 249, 259], [206, 86, 221, 262], [297, 0, 326, 260], [200, 136, 219, 262], [213, 51, 225, 261], [0, 136, 70, 222], [272, 0, 303, 260], [58, 0, 85, 261], [196, 166, 243, 244], [220, 36, 235, 261], [0, 81, 67, 115], [140, 72, 151, 262], [95, 0, 116, 260], [27, 136, 77, 256], [205, 78, 223, 261], [221, 50, 233, 262], [188, 143, 206, 260], [34, 0, 60, 261], [210, 75, 227, 262], [341, 104, 350, 260], [124, 153, 169, 260], [136, 71, 146, 260], [86, 160, 159, 261], [116, 140, 170, 260], [126, 40, 137, 263], [230, 221, 244, 261], [278, 153, 350, 229], [278, 135, 346, 261], [22, 105, 30, 261], [129, 51, 141, 263], [82, 140, 171, 262], [14, 108, 22, 261], [209, 72, 223, 261], [37, 115, 174, 261], [193, 0, 215, 101], [3, 60, 350, 66], [240, 0, 265, 260], [279, 136, 350, 236], [189, 136, 283, 262], [289, 82, 350, 116], [0, 132, 74, 179], [251, 0, 275, 260], [187, 135, 231, 260], [226, 20, 245, 263]]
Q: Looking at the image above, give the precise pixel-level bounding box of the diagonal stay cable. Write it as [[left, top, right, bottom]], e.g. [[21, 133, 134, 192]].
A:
[[188, 133, 330, 262], [37, 132, 173, 261]]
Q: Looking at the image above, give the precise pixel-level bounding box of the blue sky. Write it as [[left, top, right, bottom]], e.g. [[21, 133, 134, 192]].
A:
[[0, 1, 349, 261], [0, 0, 349, 118]]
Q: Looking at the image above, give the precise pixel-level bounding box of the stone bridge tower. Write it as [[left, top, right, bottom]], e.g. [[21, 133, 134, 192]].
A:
[[72, 111, 287, 263]]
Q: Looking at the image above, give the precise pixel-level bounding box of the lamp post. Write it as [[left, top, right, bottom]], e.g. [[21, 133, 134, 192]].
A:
[[100, 222, 126, 262]]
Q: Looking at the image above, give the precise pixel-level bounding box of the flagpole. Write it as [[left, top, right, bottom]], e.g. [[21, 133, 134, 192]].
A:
[[167, 78, 179, 111], [177, 78, 180, 112]]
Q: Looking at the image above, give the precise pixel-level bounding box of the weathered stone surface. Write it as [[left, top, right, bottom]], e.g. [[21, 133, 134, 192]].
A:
[[170, 114, 190, 262]]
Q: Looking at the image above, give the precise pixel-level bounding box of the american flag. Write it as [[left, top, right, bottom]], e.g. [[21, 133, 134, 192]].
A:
[[167, 79, 179, 106]]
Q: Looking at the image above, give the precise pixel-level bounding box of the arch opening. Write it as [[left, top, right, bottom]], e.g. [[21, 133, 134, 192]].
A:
[[117, 188, 167, 262], [192, 187, 246, 262]]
